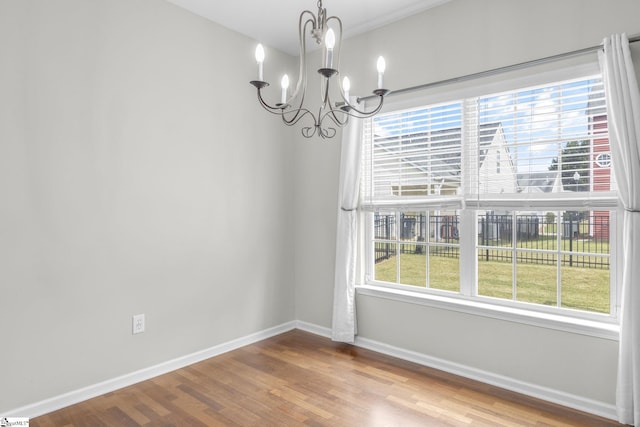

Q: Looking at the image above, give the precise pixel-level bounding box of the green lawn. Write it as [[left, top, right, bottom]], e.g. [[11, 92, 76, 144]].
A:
[[375, 254, 610, 314]]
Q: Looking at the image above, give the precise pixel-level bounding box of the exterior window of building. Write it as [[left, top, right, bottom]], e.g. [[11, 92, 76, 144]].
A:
[[596, 152, 612, 168]]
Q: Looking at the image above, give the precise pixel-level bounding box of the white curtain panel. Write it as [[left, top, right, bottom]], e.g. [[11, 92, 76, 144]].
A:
[[600, 33, 640, 426], [332, 112, 363, 343]]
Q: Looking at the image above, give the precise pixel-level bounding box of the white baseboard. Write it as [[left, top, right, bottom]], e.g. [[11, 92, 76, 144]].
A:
[[294, 320, 332, 338], [5, 321, 297, 419], [294, 321, 617, 422]]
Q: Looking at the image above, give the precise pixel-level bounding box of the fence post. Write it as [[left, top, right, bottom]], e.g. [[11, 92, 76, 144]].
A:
[[385, 216, 390, 260], [484, 213, 489, 261], [569, 215, 573, 267]]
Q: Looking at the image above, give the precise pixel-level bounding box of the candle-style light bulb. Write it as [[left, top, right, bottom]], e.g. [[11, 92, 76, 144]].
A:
[[255, 44, 265, 81], [280, 74, 289, 104], [376, 56, 386, 89], [325, 28, 336, 69], [342, 76, 351, 100]]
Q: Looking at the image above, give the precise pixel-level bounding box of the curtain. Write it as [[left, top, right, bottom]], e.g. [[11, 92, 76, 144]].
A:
[[331, 111, 363, 343], [599, 33, 640, 426]]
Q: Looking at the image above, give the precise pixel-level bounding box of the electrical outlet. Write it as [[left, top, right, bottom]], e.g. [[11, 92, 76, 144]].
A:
[[132, 314, 145, 334]]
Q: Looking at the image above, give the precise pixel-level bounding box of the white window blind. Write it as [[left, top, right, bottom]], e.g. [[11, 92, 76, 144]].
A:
[[363, 76, 616, 211], [467, 76, 614, 209], [362, 101, 464, 210]]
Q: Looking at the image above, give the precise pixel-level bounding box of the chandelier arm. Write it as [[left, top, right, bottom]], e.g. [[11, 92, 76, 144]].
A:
[[360, 95, 386, 117], [319, 126, 337, 139], [281, 107, 315, 127], [256, 88, 288, 114], [301, 126, 317, 138], [289, 14, 315, 102], [279, 89, 314, 126], [321, 108, 349, 129], [322, 93, 349, 127], [318, 90, 388, 134], [301, 123, 336, 139]]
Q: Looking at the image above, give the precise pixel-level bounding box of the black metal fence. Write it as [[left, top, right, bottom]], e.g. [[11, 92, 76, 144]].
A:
[[374, 212, 610, 269], [374, 213, 460, 262]]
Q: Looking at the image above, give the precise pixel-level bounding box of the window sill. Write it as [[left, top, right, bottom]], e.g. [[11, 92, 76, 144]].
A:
[[356, 284, 619, 341]]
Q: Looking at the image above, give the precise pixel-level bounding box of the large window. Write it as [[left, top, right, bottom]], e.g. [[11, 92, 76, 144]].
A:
[[362, 75, 618, 320]]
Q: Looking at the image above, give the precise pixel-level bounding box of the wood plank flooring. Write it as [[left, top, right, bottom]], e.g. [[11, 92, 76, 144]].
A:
[[32, 329, 624, 426]]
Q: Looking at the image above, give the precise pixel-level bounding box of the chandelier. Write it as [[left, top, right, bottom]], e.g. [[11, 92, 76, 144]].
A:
[[249, 0, 389, 139]]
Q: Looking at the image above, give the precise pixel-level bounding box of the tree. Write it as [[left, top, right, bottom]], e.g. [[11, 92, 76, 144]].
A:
[[548, 140, 590, 192], [545, 211, 556, 224]]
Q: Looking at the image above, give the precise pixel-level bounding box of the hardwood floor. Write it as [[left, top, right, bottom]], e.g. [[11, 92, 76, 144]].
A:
[[32, 329, 624, 426]]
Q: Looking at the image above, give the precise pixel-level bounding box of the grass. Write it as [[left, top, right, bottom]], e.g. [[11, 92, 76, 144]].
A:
[[375, 254, 610, 314]]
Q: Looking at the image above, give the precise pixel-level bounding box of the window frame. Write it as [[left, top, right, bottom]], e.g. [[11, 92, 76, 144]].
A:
[[358, 63, 622, 336]]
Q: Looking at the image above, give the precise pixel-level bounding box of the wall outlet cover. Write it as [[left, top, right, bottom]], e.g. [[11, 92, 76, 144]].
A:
[[132, 314, 145, 334]]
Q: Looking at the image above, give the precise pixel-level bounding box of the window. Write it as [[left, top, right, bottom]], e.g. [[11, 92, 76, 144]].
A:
[[596, 152, 612, 168], [362, 75, 618, 320]]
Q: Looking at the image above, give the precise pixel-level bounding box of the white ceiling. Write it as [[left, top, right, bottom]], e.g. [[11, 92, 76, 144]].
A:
[[166, 0, 451, 56]]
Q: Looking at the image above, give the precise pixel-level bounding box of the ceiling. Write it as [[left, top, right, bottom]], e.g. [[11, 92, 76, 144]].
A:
[[166, 0, 451, 56]]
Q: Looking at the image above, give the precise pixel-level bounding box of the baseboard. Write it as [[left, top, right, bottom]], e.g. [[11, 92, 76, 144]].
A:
[[294, 321, 617, 421], [295, 320, 332, 338], [5, 321, 297, 419]]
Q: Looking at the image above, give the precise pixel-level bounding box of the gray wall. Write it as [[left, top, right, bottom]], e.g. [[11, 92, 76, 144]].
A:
[[0, 0, 296, 412], [293, 0, 640, 407]]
